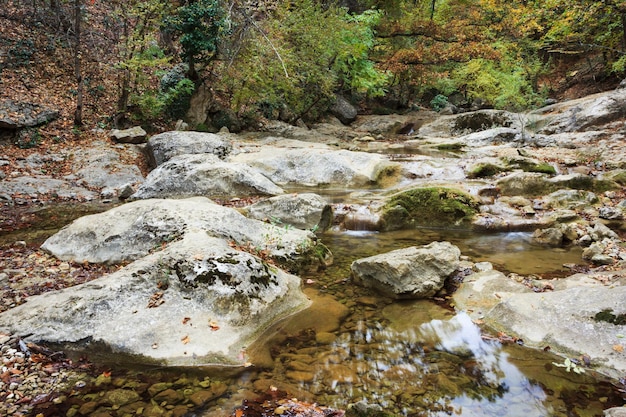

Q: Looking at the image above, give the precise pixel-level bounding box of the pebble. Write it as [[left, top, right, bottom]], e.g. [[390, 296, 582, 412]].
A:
[[0, 333, 78, 416]]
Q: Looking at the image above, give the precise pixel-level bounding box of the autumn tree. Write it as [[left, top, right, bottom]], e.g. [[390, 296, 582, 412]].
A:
[[218, 0, 388, 123]]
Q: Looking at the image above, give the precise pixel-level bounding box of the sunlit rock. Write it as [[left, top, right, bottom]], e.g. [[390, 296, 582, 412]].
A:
[[0, 232, 311, 366], [244, 193, 332, 232], [351, 241, 461, 299], [131, 154, 284, 199], [146, 130, 232, 167]]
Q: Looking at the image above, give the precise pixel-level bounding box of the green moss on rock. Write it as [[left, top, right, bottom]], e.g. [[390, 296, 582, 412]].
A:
[[380, 187, 479, 230], [467, 163, 505, 178]]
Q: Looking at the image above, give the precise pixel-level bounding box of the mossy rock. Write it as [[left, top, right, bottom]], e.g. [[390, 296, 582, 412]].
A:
[[522, 162, 556, 175], [606, 170, 626, 185], [467, 163, 505, 178], [497, 172, 553, 197], [503, 157, 556, 175], [380, 187, 479, 230], [558, 175, 619, 193], [436, 142, 465, 151]]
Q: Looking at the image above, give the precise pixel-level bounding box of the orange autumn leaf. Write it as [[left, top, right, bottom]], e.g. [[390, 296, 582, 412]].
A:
[[182, 317, 191, 325], [613, 344, 624, 353], [235, 409, 244, 417], [181, 335, 190, 344]]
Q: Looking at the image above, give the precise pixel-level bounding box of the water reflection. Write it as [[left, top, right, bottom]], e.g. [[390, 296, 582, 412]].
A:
[[299, 312, 551, 416], [325, 228, 585, 275]]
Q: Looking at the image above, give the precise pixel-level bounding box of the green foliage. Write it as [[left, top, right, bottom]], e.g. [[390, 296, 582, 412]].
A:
[[7, 38, 35, 68], [163, 0, 227, 74], [134, 73, 195, 121], [450, 55, 544, 110], [552, 358, 585, 374], [430, 94, 449, 111], [223, 0, 388, 123], [15, 128, 42, 149]]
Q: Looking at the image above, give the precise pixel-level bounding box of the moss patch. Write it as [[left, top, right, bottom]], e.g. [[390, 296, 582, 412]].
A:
[[503, 157, 557, 175], [562, 176, 619, 193], [608, 170, 626, 185], [523, 162, 556, 175], [380, 187, 479, 230], [467, 163, 505, 178], [436, 142, 465, 151], [593, 309, 626, 325]]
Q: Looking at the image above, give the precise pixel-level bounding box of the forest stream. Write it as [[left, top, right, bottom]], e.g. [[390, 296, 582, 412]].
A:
[[2, 190, 624, 417]]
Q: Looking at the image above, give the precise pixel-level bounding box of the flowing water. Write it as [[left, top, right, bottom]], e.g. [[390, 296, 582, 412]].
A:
[[2, 201, 625, 416]]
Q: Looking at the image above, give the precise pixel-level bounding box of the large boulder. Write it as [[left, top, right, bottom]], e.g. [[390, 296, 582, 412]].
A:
[[230, 147, 400, 187], [130, 154, 284, 199], [41, 197, 330, 272], [538, 89, 626, 134], [244, 193, 333, 231], [454, 269, 626, 379], [330, 95, 358, 125], [71, 142, 145, 191], [0, 231, 311, 366], [146, 131, 232, 167], [351, 241, 461, 299]]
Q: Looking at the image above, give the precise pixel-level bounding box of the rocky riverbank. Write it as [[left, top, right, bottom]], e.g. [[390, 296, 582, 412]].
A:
[[2, 87, 626, 415]]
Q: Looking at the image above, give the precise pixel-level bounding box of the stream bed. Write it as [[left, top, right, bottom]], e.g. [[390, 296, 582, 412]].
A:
[[3, 204, 624, 417]]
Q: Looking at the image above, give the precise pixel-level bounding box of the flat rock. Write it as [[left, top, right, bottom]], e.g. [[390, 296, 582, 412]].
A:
[[0, 100, 59, 129], [0, 231, 311, 366], [131, 154, 284, 199], [41, 197, 325, 271]]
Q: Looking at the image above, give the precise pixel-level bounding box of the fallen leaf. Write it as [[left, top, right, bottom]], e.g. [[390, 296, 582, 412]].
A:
[[209, 320, 220, 331], [182, 317, 191, 325], [147, 291, 165, 308], [181, 335, 190, 345], [613, 344, 624, 353]]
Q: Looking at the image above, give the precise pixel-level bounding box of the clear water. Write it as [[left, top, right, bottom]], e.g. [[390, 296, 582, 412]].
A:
[[3, 206, 623, 417]]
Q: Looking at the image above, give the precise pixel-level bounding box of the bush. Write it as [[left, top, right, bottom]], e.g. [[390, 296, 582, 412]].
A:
[[430, 94, 449, 111]]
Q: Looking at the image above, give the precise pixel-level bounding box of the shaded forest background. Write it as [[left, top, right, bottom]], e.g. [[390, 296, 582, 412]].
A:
[[1, 0, 625, 143]]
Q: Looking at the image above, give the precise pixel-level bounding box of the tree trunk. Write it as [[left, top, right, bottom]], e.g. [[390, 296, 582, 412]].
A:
[[73, 0, 83, 126], [117, 19, 130, 112], [622, 12, 626, 52]]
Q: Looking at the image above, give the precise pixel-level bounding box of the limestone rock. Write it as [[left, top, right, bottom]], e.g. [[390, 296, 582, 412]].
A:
[[0, 100, 59, 129], [230, 147, 400, 187], [131, 154, 284, 199], [109, 126, 147, 144], [146, 131, 232, 167], [538, 88, 626, 134], [351, 242, 461, 299], [41, 197, 326, 271], [330, 95, 358, 125], [0, 232, 311, 366], [532, 227, 563, 246], [245, 193, 332, 231]]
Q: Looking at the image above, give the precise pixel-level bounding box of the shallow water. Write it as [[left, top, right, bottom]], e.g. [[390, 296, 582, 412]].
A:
[[218, 228, 619, 417], [2, 204, 624, 416]]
